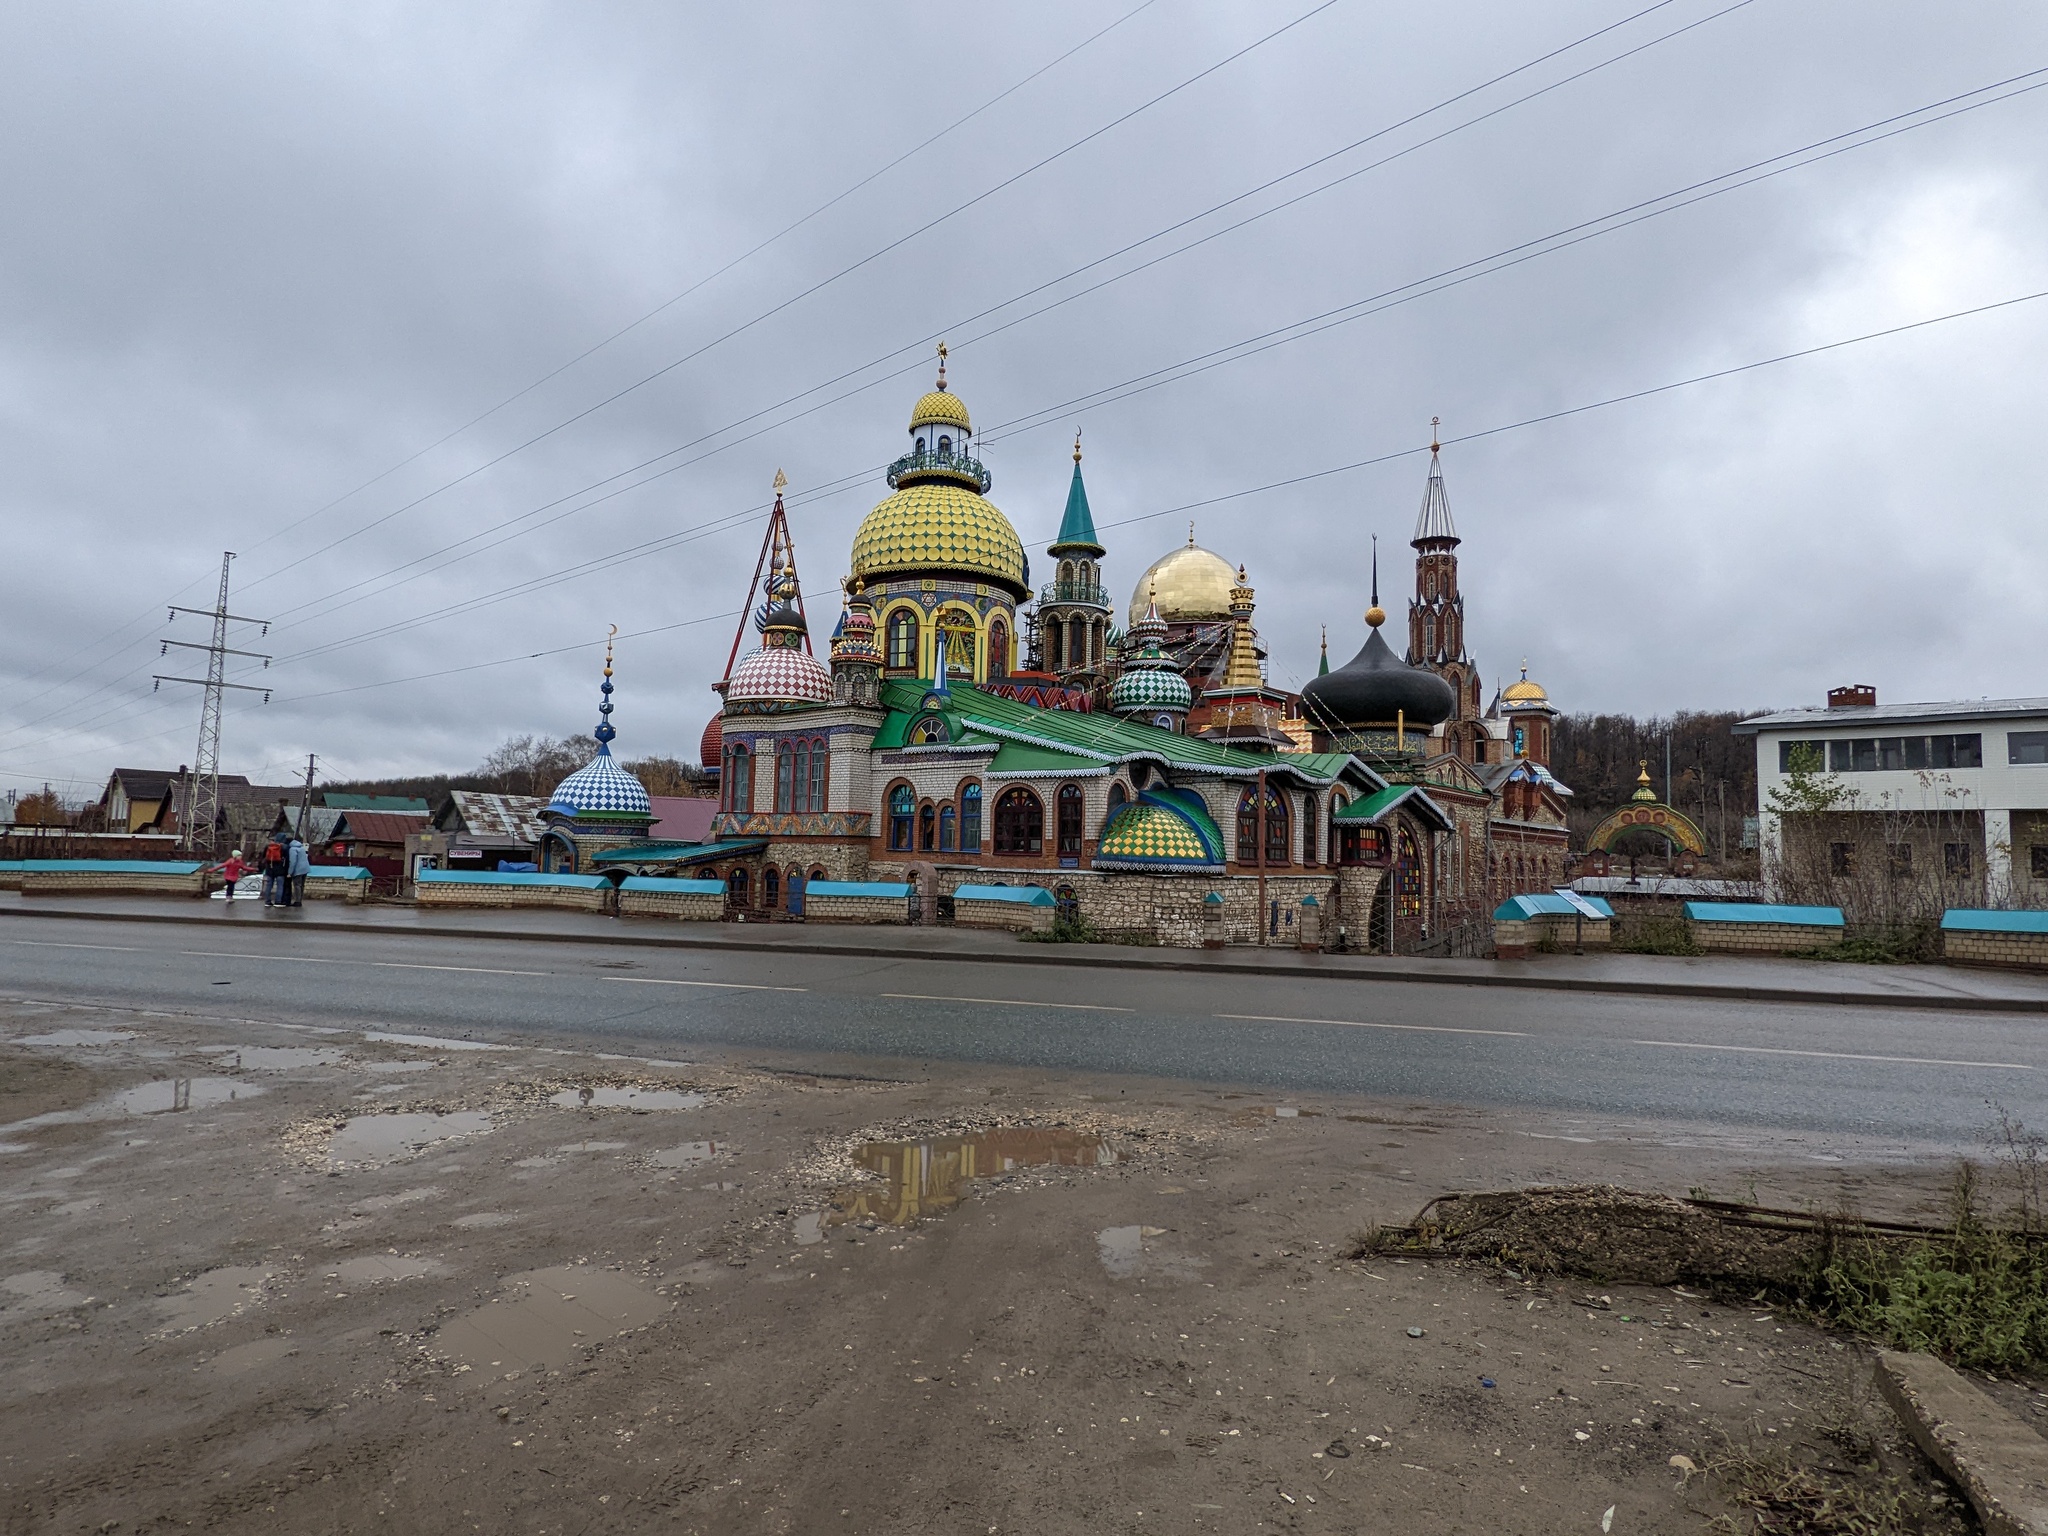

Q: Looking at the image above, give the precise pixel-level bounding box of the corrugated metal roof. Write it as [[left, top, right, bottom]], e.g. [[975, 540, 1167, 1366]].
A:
[[1732, 697, 2048, 734], [331, 810, 430, 845], [446, 792, 549, 844]]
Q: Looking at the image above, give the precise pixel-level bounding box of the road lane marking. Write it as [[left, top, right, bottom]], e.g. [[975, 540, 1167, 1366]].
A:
[[604, 978, 808, 993], [1218, 1013, 1526, 1038], [1634, 1040, 2032, 1071], [5, 939, 149, 953], [181, 950, 344, 964], [881, 992, 1133, 1012], [371, 962, 548, 977]]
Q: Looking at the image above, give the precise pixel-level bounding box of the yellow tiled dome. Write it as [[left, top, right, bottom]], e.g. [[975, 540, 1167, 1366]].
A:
[[909, 388, 972, 433], [1501, 664, 1548, 703], [850, 482, 1027, 595]]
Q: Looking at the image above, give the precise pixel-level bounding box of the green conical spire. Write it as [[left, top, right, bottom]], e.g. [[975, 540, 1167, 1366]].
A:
[[1317, 625, 1329, 676], [1048, 432, 1104, 556]]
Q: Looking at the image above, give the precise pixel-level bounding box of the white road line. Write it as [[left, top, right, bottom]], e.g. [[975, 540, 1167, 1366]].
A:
[[5, 939, 148, 953], [1218, 1012, 1526, 1038], [882, 992, 1134, 1012], [180, 950, 343, 964], [1634, 1039, 2033, 1071], [603, 977, 808, 993], [371, 962, 548, 977]]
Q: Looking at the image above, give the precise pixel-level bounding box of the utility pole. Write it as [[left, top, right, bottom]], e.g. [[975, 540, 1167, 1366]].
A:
[[295, 754, 319, 839], [155, 553, 272, 855]]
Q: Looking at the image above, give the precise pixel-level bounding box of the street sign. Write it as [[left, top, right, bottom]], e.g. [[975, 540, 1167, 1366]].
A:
[[1551, 887, 1606, 920]]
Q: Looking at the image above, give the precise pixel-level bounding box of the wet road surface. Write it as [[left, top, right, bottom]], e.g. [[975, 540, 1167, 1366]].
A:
[[3, 915, 2041, 1150]]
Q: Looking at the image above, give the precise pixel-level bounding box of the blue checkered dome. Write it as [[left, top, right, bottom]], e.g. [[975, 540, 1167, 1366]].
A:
[[547, 744, 650, 818]]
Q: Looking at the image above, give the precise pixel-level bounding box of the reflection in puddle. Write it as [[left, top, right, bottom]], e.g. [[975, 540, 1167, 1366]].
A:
[[362, 1032, 506, 1053], [829, 1128, 1118, 1228], [328, 1111, 491, 1165], [650, 1141, 722, 1167], [209, 1047, 345, 1071], [1094, 1224, 1205, 1281], [155, 1266, 269, 1331], [792, 1212, 825, 1245], [436, 1265, 666, 1372], [111, 1078, 262, 1115], [16, 1029, 135, 1048], [332, 1254, 442, 1285], [549, 1087, 705, 1111], [359, 1061, 437, 1075], [1, 1270, 94, 1314], [208, 1336, 298, 1375]]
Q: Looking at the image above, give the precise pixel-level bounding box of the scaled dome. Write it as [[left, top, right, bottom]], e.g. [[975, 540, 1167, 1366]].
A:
[[1299, 624, 1457, 731], [850, 481, 1028, 596], [1127, 541, 1239, 626], [547, 748, 651, 819], [725, 645, 832, 705], [1501, 672, 1549, 704], [699, 713, 723, 771], [1110, 665, 1193, 714], [909, 389, 972, 434]]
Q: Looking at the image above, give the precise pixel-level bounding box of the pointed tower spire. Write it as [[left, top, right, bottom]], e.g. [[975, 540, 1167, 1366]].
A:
[[1049, 429, 1104, 555], [1318, 625, 1329, 676], [593, 625, 619, 751], [1366, 536, 1386, 629], [1412, 419, 1458, 547]]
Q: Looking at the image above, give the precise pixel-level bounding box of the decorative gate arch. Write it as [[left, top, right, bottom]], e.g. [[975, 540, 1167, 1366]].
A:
[[1584, 762, 1708, 860]]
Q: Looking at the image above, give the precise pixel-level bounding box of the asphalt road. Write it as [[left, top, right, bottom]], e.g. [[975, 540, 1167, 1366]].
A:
[[4, 916, 2042, 1152]]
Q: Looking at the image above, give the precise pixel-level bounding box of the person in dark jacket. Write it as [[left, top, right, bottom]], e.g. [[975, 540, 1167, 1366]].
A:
[[260, 840, 287, 906], [286, 837, 310, 906]]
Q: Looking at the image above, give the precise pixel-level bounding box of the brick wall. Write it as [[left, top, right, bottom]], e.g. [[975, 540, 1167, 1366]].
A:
[[415, 882, 612, 913], [1691, 920, 1841, 955], [19, 869, 209, 897], [302, 876, 370, 905], [618, 889, 723, 922], [1942, 929, 2048, 971], [805, 893, 911, 925], [1494, 913, 1611, 958], [953, 898, 1053, 934]]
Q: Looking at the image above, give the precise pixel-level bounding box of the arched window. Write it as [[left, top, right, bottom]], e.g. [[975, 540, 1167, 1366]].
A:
[[937, 613, 975, 675], [763, 867, 779, 909], [888, 784, 914, 851], [727, 743, 752, 813], [1106, 780, 1129, 820], [775, 741, 794, 813], [1056, 783, 1085, 859], [919, 802, 936, 851], [810, 866, 828, 883], [1060, 559, 1074, 584], [1236, 785, 1289, 865], [1078, 560, 1092, 585], [1301, 792, 1318, 865], [727, 867, 749, 906], [807, 737, 827, 812], [1398, 828, 1424, 915], [937, 434, 952, 458], [1047, 620, 1063, 670], [993, 787, 1043, 855], [885, 610, 919, 672], [915, 435, 926, 454], [939, 805, 956, 852], [909, 715, 947, 745], [960, 782, 983, 853], [987, 619, 1008, 679]]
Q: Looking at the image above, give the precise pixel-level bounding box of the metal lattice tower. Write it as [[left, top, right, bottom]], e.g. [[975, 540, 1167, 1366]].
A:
[[154, 552, 272, 854]]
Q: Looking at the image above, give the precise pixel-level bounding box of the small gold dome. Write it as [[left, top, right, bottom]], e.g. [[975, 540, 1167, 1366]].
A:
[[1127, 540, 1238, 626], [1364, 605, 1387, 629], [850, 481, 1026, 595], [909, 388, 972, 434], [1501, 661, 1547, 703]]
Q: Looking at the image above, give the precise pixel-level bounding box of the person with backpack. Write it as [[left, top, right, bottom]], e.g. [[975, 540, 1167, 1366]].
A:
[[286, 836, 310, 907], [218, 849, 248, 909], [260, 839, 287, 906]]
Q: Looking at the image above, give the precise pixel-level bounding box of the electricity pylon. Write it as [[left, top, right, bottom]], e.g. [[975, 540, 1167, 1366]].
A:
[[154, 552, 272, 854]]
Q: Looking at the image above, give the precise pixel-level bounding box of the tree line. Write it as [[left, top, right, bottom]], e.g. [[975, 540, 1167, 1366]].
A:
[[1551, 709, 1762, 854]]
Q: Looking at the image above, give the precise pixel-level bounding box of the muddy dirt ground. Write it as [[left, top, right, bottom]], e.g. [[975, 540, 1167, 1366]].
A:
[[3, 996, 2041, 1535]]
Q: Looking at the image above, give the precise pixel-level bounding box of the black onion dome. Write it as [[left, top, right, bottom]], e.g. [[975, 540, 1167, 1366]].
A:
[[1300, 625, 1456, 730]]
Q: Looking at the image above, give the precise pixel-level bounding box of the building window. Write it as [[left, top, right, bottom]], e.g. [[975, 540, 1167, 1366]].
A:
[[1301, 793, 1317, 865], [909, 715, 947, 745], [727, 867, 748, 906], [937, 613, 976, 675], [1056, 783, 1085, 859], [763, 867, 780, 909], [1945, 841, 1974, 877], [2031, 845, 2048, 879], [775, 741, 794, 813], [939, 805, 956, 852], [1777, 740, 1827, 773], [885, 610, 919, 671], [1236, 786, 1289, 865], [988, 619, 1008, 678], [888, 784, 914, 851], [1827, 734, 1983, 772], [2009, 731, 2048, 765], [727, 743, 751, 813], [993, 787, 1043, 855], [1106, 781, 1129, 822], [1887, 844, 1913, 880], [1829, 842, 1854, 877], [808, 737, 827, 812], [919, 802, 936, 851], [960, 783, 983, 853], [937, 434, 951, 457]]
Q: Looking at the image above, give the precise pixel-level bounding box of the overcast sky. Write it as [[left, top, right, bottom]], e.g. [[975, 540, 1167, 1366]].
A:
[[2, 0, 2044, 800]]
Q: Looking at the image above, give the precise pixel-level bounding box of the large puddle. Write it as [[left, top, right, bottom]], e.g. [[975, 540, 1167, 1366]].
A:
[[1, 1270, 95, 1315], [823, 1127, 1119, 1228], [328, 1111, 491, 1165], [548, 1087, 705, 1111], [209, 1047, 345, 1071], [154, 1265, 270, 1331], [112, 1078, 263, 1115], [436, 1265, 666, 1374], [15, 1029, 135, 1048]]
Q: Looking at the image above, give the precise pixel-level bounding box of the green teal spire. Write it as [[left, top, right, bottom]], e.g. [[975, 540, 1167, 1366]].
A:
[[1317, 625, 1329, 676], [1048, 432, 1104, 556]]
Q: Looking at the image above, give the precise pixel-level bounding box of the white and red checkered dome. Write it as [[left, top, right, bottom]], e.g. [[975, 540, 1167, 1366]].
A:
[[725, 644, 832, 705]]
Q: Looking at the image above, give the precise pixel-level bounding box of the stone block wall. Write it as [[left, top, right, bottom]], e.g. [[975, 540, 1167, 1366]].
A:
[[302, 874, 370, 904], [1691, 920, 1839, 955], [805, 892, 911, 925], [1942, 929, 2048, 970], [953, 898, 1053, 934], [415, 881, 612, 914], [1495, 913, 1610, 958], [19, 868, 209, 897], [618, 888, 723, 922]]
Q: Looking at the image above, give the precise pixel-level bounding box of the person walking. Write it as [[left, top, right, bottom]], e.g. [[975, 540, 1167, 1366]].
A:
[[286, 836, 310, 907], [218, 849, 248, 909], [259, 838, 287, 906]]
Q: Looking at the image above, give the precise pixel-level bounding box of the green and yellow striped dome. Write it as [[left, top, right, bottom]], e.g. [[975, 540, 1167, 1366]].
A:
[[909, 388, 972, 433], [1093, 802, 1221, 870], [850, 481, 1028, 596]]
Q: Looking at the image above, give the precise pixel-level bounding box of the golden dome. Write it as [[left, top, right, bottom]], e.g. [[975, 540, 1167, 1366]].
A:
[[850, 481, 1027, 595], [1127, 540, 1238, 626], [1501, 661, 1548, 704], [909, 388, 972, 434]]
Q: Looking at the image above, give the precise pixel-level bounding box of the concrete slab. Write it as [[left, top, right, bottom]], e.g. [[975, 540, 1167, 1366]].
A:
[[1875, 1350, 2048, 1536]]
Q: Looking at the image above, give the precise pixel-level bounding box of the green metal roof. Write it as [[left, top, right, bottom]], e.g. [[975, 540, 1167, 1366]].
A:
[[1048, 459, 1103, 554], [988, 739, 1098, 776], [1331, 784, 1456, 832], [591, 838, 765, 866]]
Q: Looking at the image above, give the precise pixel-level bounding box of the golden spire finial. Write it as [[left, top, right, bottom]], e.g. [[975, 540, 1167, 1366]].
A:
[[772, 467, 788, 494], [936, 341, 949, 391], [604, 623, 617, 678], [1073, 427, 1082, 463], [1520, 658, 1528, 678]]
